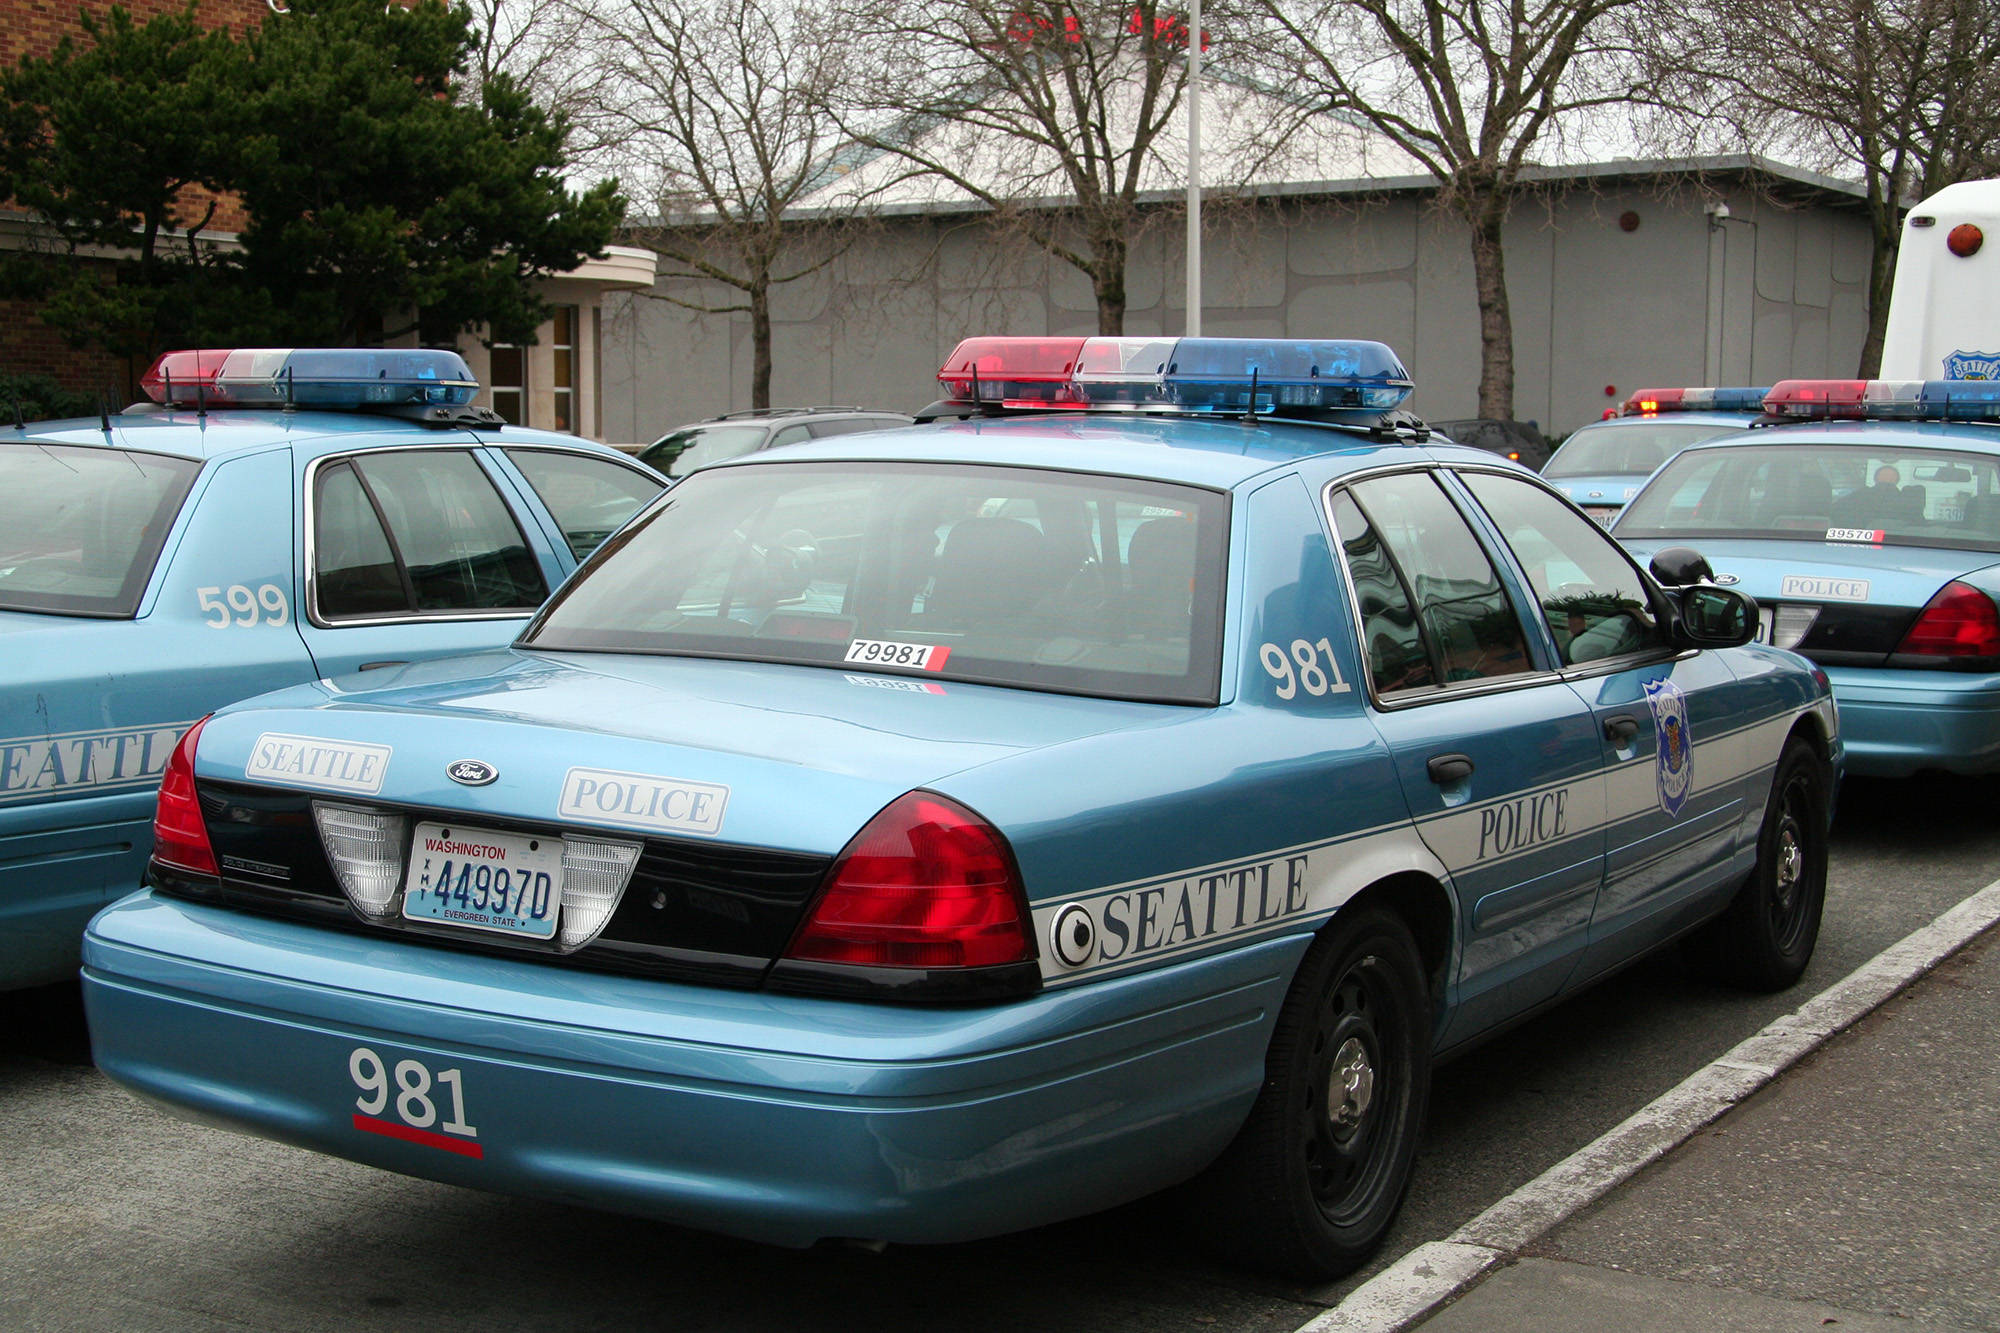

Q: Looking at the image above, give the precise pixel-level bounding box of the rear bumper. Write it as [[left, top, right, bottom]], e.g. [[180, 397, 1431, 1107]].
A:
[[83, 891, 1296, 1247], [1822, 665, 2000, 777]]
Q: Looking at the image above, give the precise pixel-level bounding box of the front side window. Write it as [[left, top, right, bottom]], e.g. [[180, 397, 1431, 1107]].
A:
[[1331, 471, 1534, 693], [0, 443, 199, 617], [1618, 443, 2000, 551], [504, 449, 663, 561], [1459, 471, 1667, 665], [313, 451, 547, 620], [524, 461, 1229, 704]]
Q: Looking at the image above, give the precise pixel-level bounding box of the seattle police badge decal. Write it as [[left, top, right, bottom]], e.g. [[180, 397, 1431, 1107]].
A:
[[1644, 678, 1693, 817]]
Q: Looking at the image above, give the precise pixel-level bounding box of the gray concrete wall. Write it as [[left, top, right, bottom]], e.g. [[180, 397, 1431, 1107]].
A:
[[599, 180, 1873, 448]]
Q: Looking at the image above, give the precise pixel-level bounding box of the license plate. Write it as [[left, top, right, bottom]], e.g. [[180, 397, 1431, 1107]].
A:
[[1581, 506, 1618, 527], [402, 822, 564, 940]]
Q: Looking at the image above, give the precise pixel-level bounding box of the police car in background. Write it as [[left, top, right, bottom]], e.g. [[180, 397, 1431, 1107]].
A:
[[1614, 177, 2000, 777], [83, 335, 1836, 1280], [1542, 386, 1767, 525], [1, 348, 662, 990]]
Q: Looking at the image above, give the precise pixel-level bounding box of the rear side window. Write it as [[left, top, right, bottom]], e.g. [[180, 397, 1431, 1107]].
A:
[[1332, 472, 1534, 694], [312, 450, 547, 621], [0, 443, 199, 617], [503, 449, 662, 561], [525, 460, 1229, 704], [808, 417, 906, 438]]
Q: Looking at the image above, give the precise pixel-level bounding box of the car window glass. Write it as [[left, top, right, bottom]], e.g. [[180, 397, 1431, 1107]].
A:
[[1619, 443, 2000, 551], [769, 424, 814, 448], [1460, 471, 1666, 665], [1345, 472, 1534, 686], [503, 449, 662, 561], [808, 417, 903, 438], [315, 451, 547, 618], [313, 462, 408, 618], [666, 425, 771, 478], [1543, 421, 1741, 478], [1329, 489, 1436, 694], [526, 460, 1228, 705], [0, 444, 199, 617]]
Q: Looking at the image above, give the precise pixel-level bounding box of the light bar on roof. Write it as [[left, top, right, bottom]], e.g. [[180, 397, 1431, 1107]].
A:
[[139, 348, 480, 409], [1621, 386, 1770, 416], [1763, 379, 2000, 422], [934, 335, 1414, 415]]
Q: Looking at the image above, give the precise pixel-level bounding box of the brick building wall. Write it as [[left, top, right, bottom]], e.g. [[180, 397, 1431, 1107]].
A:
[[3, 0, 269, 398]]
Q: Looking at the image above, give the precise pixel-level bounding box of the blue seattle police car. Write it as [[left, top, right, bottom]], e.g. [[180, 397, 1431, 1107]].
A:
[[82, 337, 1837, 1279], [1543, 387, 1767, 525], [1, 348, 662, 990], [1617, 376, 2000, 777]]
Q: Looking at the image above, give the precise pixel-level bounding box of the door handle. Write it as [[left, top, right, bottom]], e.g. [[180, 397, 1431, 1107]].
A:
[[1426, 753, 1475, 785], [359, 660, 410, 671], [1604, 714, 1641, 745]]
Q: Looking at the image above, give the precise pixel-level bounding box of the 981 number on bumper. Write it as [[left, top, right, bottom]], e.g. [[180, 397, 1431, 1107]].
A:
[[348, 1047, 483, 1158]]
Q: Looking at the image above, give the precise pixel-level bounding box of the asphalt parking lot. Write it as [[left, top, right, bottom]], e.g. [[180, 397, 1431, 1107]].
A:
[[5, 772, 1996, 1333]]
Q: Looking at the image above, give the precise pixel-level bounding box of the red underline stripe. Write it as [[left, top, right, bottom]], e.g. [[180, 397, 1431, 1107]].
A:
[[353, 1113, 485, 1158]]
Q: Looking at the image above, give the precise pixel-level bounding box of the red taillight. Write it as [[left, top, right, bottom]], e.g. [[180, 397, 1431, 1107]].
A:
[[152, 716, 217, 875], [787, 791, 1034, 969], [1898, 582, 2000, 657]]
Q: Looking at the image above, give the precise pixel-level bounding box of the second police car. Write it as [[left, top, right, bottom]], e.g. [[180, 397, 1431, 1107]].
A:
[[82, 336, 1837, 1279], [1, 349, 662, 990]]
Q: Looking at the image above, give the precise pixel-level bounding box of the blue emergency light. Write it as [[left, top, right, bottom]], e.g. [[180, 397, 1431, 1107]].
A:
[[140, 348, 480, 409], [935, 335, 1414, 416]]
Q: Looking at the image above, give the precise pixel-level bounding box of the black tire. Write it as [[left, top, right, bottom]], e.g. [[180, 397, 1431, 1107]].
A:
[[1687, 735, 1830, 991], [1189, 906, 1431, 1280]]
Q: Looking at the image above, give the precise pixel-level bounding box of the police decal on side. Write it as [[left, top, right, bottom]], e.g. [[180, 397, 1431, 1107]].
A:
[[1644, 679, 1694, 817]]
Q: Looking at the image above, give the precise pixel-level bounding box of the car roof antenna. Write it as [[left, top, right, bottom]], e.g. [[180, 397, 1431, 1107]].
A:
[[12, 399, 23, 431], [98, 391, 112, 434], [283, 363, 296, 412], [1240, 368, 1261, 424]]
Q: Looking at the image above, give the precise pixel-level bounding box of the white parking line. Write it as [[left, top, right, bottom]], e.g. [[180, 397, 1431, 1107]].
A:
[[1295, 873, 2000, 1333]]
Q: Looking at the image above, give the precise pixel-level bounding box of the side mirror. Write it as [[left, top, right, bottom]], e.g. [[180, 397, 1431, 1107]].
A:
[[1677, 585, 1758, 647], [1649, 545, 1715, 587]]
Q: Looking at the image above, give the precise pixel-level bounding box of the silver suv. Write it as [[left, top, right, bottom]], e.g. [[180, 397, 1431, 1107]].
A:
[[639, 407, 913, 478]]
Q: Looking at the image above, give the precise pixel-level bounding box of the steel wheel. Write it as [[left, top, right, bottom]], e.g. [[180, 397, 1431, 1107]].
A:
[[1191, 906, 1431, 1279], [1689, 735, 1830, 991]]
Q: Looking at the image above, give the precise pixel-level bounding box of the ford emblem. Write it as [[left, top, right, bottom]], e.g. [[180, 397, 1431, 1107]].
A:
[[1713, 573, 1740, 586], [447, 759, 498, 786]]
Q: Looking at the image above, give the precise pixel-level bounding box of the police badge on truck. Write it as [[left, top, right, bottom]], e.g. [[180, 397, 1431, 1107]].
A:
[[1644, 678, 1693, 817], [1944, 350, 2000, 380]]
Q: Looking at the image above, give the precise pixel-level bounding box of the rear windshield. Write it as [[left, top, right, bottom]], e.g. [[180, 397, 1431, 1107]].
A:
[[523, 460, 1229, 704], [1617, 442, 2000, 550], [0, 443, 200, 617], [1544, 421, 1745, 478]]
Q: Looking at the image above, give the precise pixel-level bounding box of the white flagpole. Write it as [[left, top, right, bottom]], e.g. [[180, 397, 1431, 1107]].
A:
[[1185, 0, 1202, 335]]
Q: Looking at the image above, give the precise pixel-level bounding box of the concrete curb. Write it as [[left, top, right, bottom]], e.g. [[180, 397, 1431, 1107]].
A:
[[1295, 873, 2000, 1333]]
